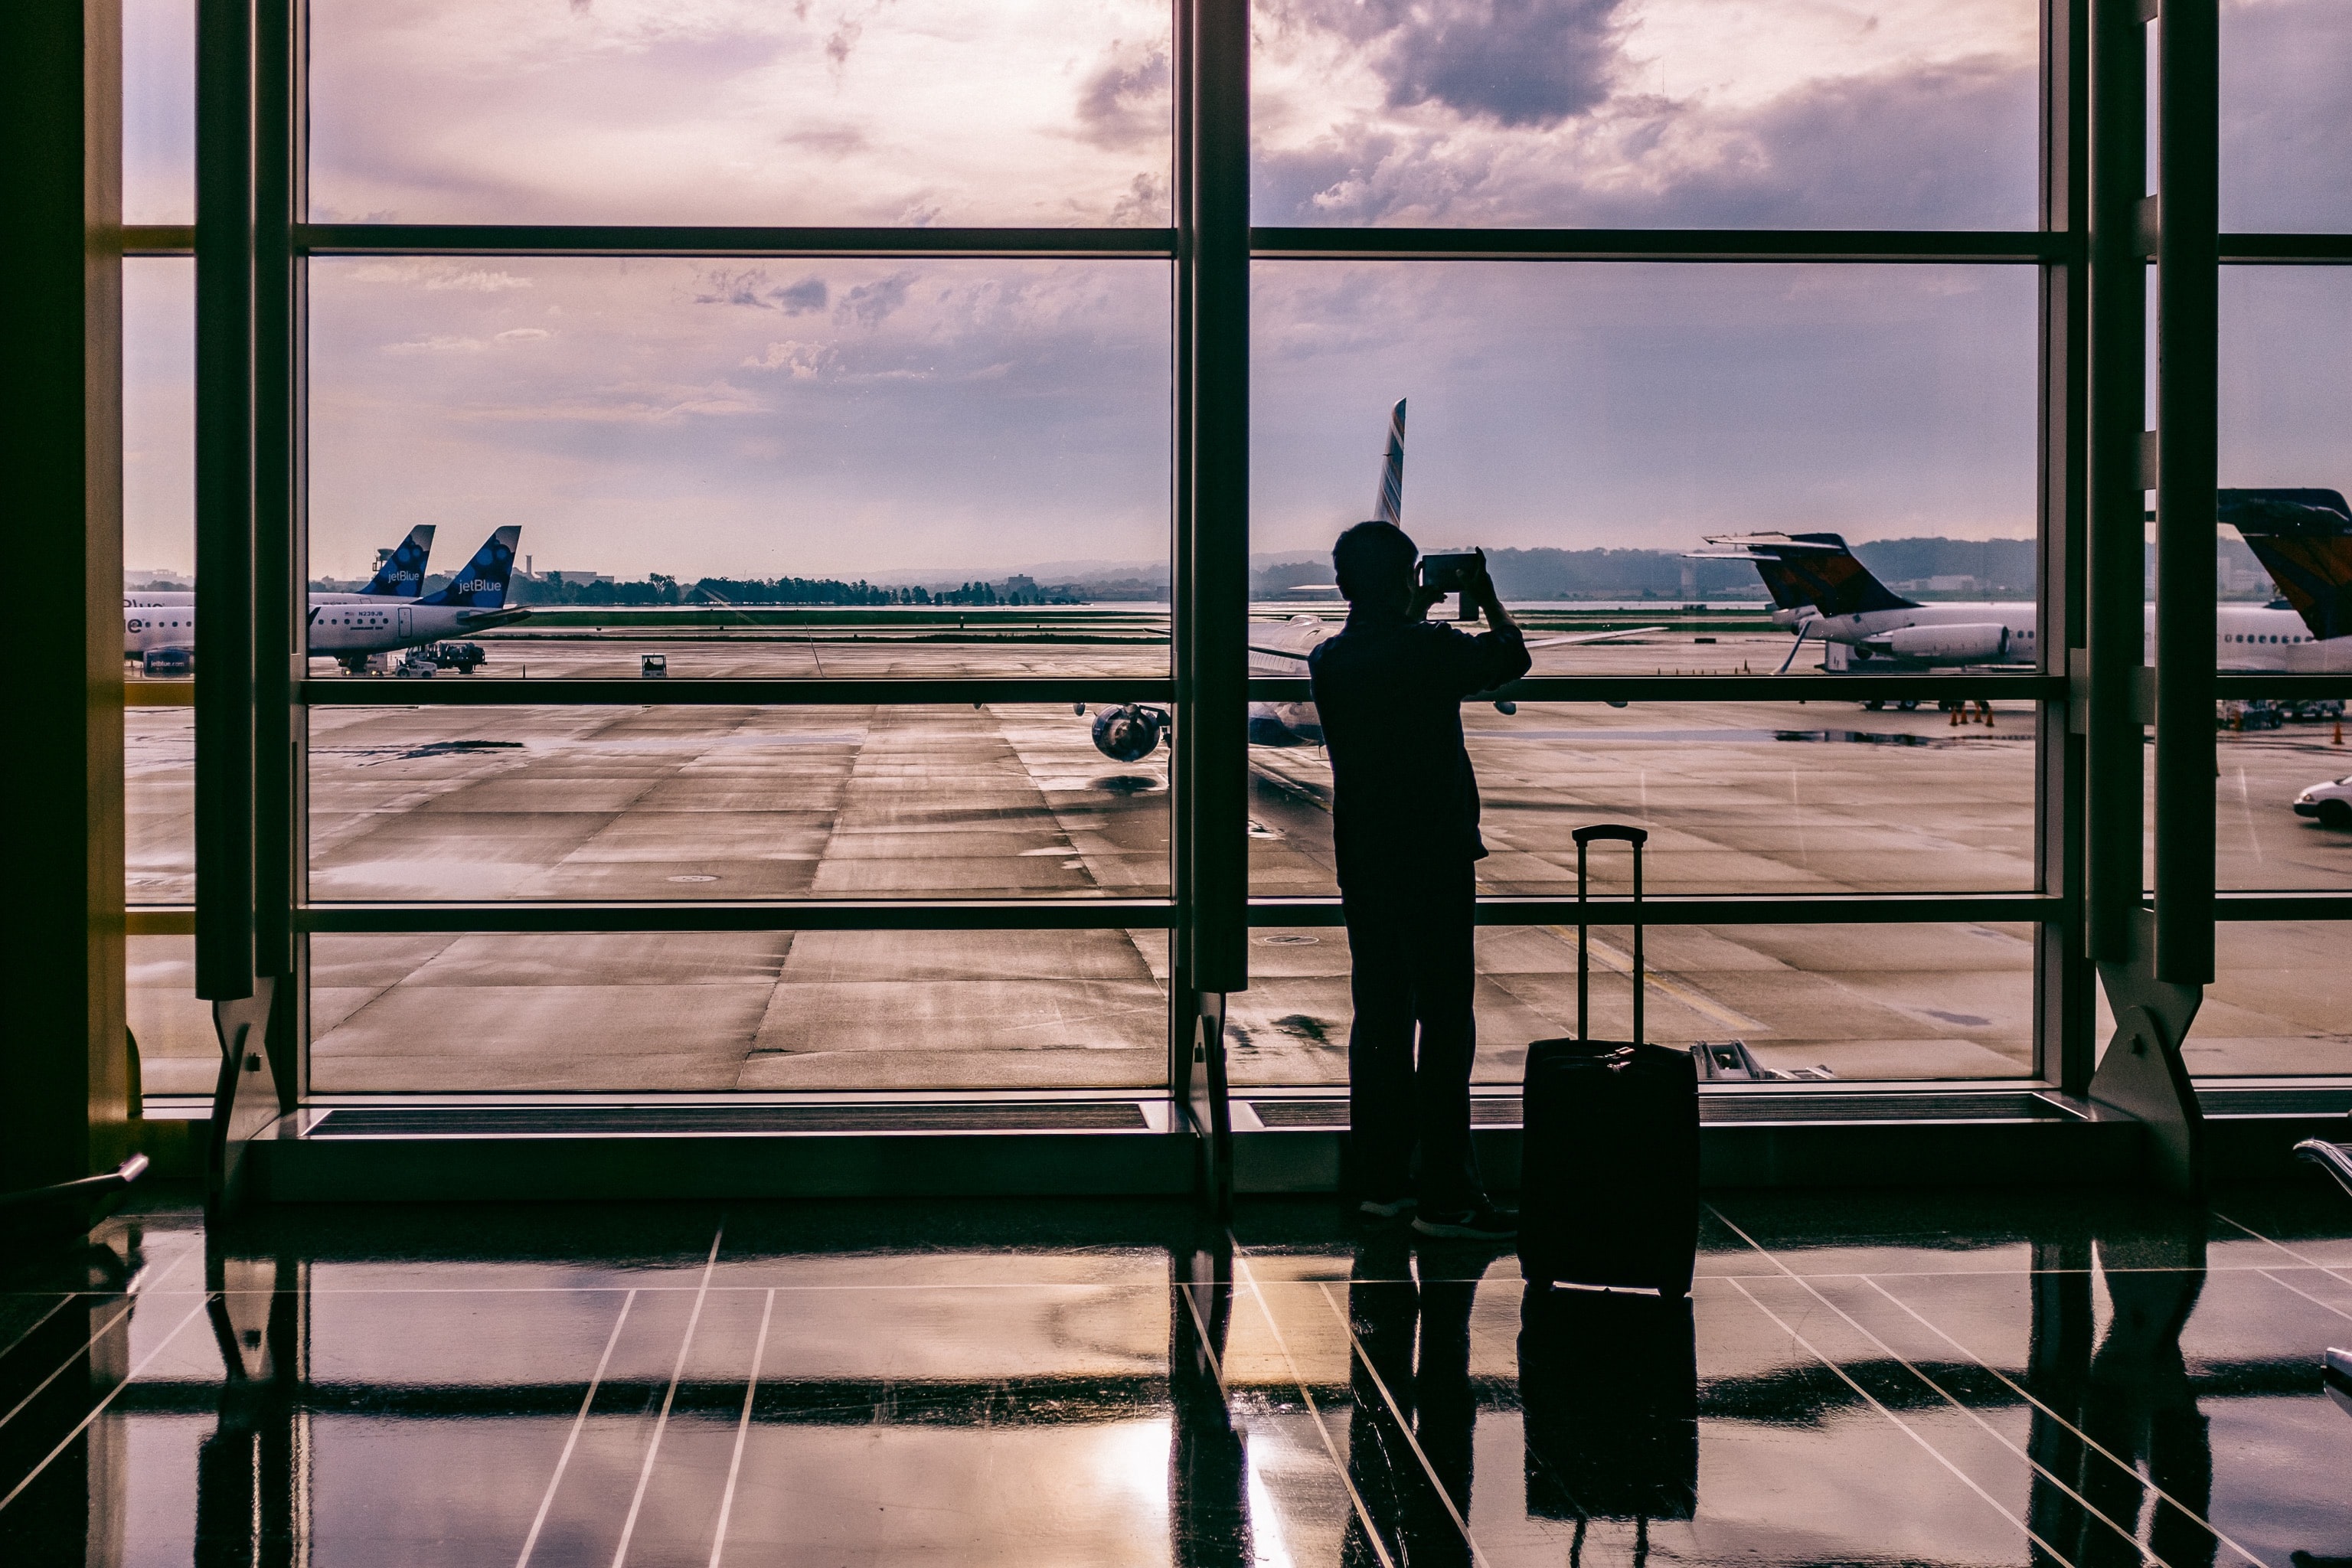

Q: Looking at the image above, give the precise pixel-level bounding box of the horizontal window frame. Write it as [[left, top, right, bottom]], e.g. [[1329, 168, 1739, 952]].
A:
[[120, 227, 2352, 263], [130, 895, 2352, 933], [296, 677, 1175, 707], [1253, 228, 2068, 263], [296, 899, 1178, 933], [281, 675, 2069, 707], [289, 893, 2063, 933]]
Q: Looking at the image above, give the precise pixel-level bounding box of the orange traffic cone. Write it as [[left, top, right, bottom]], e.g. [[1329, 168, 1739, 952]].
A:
[[1981, 701, 1994, 730], [1949, 705, 1961, 727], [2335, 719, 2344, 746]]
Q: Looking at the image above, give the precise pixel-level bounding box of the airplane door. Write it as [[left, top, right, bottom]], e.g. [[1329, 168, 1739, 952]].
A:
[[397, 606, 413, 640]]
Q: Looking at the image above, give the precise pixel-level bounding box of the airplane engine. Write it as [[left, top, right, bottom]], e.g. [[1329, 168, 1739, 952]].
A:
[[1091, 704, 1169, 762], [1885, 622, 2011, 662]]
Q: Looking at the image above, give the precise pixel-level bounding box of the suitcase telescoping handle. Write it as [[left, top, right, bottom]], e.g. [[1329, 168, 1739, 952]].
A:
[[1573, 823, 1648, 1047]]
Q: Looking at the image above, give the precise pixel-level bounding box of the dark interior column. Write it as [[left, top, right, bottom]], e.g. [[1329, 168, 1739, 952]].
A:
[[2, 0, 130, 1190]]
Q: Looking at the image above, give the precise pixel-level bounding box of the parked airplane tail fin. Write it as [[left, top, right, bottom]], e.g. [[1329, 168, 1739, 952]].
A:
[[1374, 399, 1406, 527], [419, 526, 521, 609], [2221, 488, 2352, 641], [358, 525, 435, 597], [1689, 531, 1917, 616]]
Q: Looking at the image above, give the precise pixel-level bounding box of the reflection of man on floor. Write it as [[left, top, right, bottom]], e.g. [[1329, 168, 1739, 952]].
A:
[[1308, 521, 1529, 1239], [1343, 1230, 1477, 1567]]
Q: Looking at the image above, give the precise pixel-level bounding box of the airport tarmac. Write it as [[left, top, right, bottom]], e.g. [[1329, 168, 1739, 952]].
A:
[[123, 626, 2352, 1095]]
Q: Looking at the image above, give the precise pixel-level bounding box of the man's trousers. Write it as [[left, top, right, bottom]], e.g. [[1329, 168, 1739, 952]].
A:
[[1341, 861, 1485, 1211]]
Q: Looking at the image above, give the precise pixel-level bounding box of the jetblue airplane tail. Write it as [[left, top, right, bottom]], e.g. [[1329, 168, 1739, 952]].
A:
[[419, 526, 521, 609], [1692, 532, 1917, 616], [358, 525, 435, 596], [2220, 488, 2352, 640], [1374, 399, 1406, 526]]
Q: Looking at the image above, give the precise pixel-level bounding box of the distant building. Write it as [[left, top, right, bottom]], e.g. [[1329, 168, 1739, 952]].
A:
[[125, 567, 193, 587], [538, 569, 614, 586]]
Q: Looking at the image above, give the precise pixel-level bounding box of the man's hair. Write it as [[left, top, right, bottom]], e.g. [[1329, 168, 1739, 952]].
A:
[[1332, 520, 1417, 602]]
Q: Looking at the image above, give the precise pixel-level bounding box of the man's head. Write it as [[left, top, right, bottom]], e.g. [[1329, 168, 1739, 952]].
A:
[[1333, 520, 1418, 609]]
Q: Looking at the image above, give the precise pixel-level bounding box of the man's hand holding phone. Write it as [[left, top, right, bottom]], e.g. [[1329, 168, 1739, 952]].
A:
[[1419, 549, 1498, 622]]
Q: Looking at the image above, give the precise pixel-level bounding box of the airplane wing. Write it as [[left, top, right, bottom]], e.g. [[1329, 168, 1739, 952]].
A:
[[1247, 642, 1313, 662], [1524, 625, 1666, 648]]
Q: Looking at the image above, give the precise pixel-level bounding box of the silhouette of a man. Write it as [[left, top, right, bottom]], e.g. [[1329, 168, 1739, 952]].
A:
[[1308, 522, 1530, 1238]]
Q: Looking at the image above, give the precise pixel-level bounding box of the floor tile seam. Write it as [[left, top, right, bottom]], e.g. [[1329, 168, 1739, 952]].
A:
[[0, 1292, 215, 1515], [208, 1282, 1176, 1295], [2211, 1210, 2352, 1290], [1769, 1272, 2176, 1564], [1861, 1273, 2272, 1568], [0, 1296, 141, 1436], [2252, 1267, 2352, 1327], [514, 1288, 639, 1568], [1704, 1209, 2156, 1563], [1312, 1280, 1491, 1568], [1230, 1244, 1398, 1568], [705, 1287, 776, 1568], [0, 1297, 79, 1374], [0, 1244, 201, 1438], [609, 1226, 726, 1568], [1174, 1282, 1232, 1400], [1723, 1276, 2074, 1566]]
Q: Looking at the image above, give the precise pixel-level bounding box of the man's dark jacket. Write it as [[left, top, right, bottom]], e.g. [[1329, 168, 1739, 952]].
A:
[[1308, 606, 1530, 893]]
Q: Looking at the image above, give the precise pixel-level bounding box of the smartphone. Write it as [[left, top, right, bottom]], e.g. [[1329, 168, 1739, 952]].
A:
[[1419, 552, 1482, 619]]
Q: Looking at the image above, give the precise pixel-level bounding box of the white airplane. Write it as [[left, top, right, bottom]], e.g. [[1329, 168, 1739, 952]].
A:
[[1085, 400, 1661, 760], [125, 524, 439, 658], [1695, 487, 2352, 675], [124, 526, 530, 671]]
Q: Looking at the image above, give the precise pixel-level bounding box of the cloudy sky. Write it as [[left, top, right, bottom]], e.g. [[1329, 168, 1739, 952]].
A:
[[120, 0, 2347, 580]]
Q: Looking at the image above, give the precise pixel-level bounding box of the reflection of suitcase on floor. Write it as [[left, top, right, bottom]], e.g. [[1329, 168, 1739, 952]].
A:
[[1520, 1285, 1698, 1524], [1518, 825, 1700, 1296]]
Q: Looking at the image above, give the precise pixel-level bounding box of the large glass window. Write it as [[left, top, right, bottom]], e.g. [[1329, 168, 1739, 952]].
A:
[[308, 927, 1171, 1092], [305, 703, 1169, 902], [1229, 920, 2034, 1085], [305, 256, 1173, 661], [305, 0, 1174, 226], [1251, 0, 2041, 228], [129, 0, 2352, 1115], [2220, 0, 2352, 234]]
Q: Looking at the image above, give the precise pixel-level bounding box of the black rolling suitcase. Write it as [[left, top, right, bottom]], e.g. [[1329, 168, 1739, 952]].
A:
[[1518, 824, 1700, 1296]]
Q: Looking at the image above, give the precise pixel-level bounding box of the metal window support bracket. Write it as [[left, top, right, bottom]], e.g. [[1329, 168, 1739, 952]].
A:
[[207, 975, 292, 1215], [1185, 991, 1233, 1217], [2090, 910, 2205, 1196]]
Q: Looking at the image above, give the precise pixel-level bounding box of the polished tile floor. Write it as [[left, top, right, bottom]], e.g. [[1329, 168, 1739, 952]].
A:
[[5, 1182, 2352, 1566]]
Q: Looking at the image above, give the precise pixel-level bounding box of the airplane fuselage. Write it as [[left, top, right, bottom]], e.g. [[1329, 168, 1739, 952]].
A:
[[1247, 615, 1334, 744], [123, 599, 527, 658], [1799, 599, 2349, 671]]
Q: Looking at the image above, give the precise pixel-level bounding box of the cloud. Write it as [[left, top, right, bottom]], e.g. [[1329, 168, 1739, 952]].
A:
[[775, 278, 829, 314], [346, 261, 535, 292], [467, 379, 769, 424], [743, 339, 838, 377], [383, 334, 486, 354], [838, 272, 913, 327], [696, 269, 831, 313], [1366, 0, 1627, 128], [1253, 53, 2035, 228], [495, 327, 554, 342], [1075, 41, 1171, 149]]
